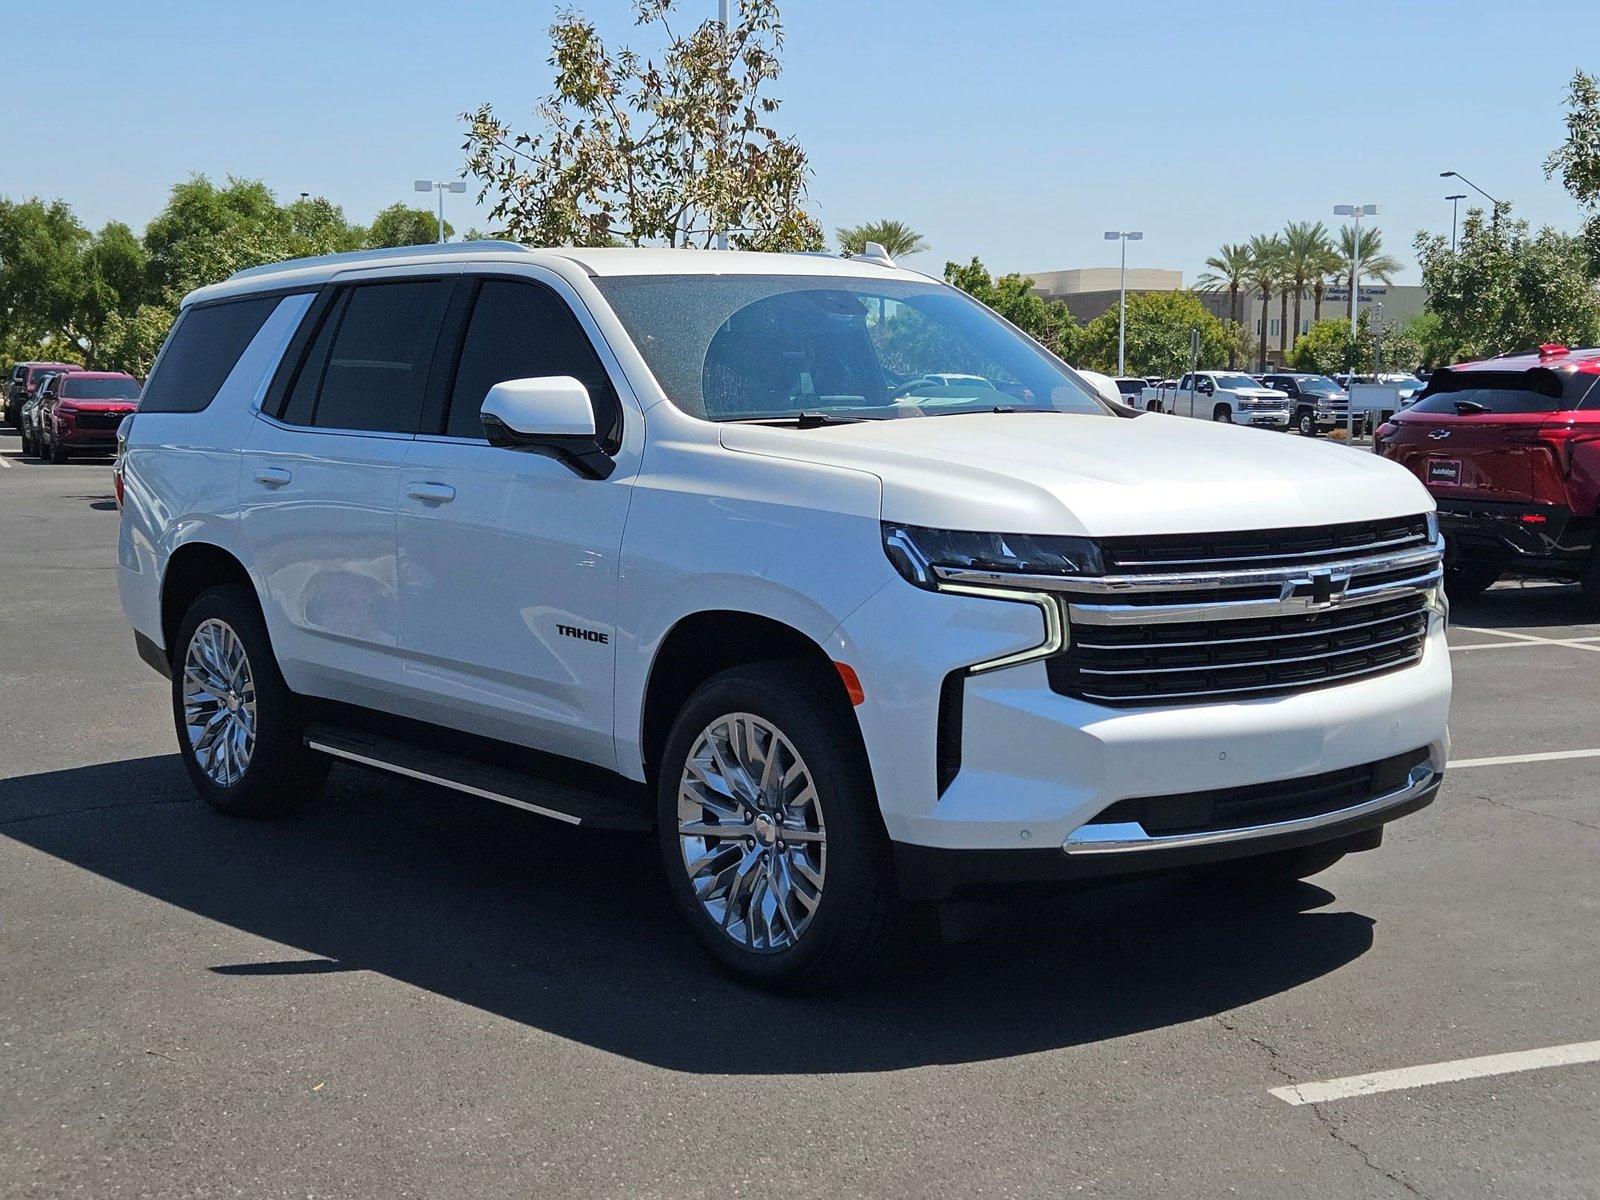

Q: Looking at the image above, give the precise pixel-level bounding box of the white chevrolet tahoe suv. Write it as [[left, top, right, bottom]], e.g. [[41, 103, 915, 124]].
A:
[[117, 243, 1451, 990]]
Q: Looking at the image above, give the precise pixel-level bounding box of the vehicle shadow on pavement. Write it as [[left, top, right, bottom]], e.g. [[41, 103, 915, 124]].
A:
[[1, 754, 1375, 1074], [1451, 583, 1596, 631]]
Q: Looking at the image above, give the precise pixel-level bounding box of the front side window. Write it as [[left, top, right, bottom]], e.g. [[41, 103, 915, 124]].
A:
[[61, 377, 140, 400], [443, 278, 621, 444], [310, 280, 454, 433], [593, 274, 1107, 422]]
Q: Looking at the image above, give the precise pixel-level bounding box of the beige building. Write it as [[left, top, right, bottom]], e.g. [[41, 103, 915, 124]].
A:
[[1025, 264, 1425, 367]]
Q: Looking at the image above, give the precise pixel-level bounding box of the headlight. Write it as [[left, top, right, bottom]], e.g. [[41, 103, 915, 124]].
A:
[[882, 522, 1104, 590]]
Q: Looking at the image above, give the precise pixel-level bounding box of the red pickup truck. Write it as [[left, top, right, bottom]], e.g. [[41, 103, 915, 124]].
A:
[[1376, 344, 1600, 600]]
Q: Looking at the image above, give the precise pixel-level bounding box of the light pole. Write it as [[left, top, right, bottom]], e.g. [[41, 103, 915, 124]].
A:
[[1104, 230, 1143, 375], [414, 179, 467, 243], [1445, 193, 1467, 252], [1440, 170, 1500, 210], [715, 0, 731, 250], [1333, 203, 1379, 339]]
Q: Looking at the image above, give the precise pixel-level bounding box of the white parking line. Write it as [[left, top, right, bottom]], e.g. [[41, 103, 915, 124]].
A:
[[1453, 626, 1600, 654], [1450, 747, 1600, 770], [1270, 1040, 1600, 1105], [0, 454, 11, 468]]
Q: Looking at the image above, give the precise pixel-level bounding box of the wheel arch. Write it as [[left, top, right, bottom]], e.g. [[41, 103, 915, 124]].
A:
[[160, 541, 258, 656], [639, 609, 856, 786]]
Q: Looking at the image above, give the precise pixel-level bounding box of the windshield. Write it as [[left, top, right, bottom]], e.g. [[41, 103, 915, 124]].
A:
[[1211, 374, 1263, 390], [61, 377, 139, 400], [1295, 377, 1344, 396], [592, 274, 1109, 422]]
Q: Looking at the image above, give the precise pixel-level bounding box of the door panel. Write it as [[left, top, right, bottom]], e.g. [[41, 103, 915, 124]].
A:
[[397, 436, 629, 766], [240, 419, 410, 701]]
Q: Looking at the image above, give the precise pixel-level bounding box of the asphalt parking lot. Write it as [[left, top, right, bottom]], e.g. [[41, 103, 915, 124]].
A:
[[2, 430, 1597, 1199]]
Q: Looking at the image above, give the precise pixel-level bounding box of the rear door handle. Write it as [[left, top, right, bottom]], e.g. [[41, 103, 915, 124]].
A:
[[406, 482, 456, 505], [254, 467, 292, 487]]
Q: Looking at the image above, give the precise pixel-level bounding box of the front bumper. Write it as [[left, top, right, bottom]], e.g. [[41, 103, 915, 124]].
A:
[[838, 581, 1452, 864], [1240, 407, 1291, 428], [1437, 499, 1595, 578]]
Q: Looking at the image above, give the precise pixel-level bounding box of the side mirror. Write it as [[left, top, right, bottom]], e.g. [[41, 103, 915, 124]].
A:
[[480, 376, 614, 480]]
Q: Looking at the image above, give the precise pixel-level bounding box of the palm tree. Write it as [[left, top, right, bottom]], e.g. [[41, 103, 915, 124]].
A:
[[1197, 242, 1252, 367], [1310, 241, 1344, 324], [1244, 234, 1286, 371], [836, 219, 929, 259], [1281, 220, 1335, 349], [1336, 223, 1401, 318]]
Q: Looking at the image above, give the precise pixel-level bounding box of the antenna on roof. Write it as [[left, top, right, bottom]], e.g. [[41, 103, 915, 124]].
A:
[[849, 241, 896, 268]]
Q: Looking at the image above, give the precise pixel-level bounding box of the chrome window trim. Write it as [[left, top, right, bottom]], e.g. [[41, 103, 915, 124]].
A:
[[1063, 764, 1440, 855]]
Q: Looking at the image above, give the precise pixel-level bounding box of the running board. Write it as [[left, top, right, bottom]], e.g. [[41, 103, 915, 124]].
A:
[[303, 723, 652, 832]]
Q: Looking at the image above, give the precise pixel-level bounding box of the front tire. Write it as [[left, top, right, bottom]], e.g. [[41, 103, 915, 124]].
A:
[[47, 434, 67, 464], [657, 661, 905, 991], [1445, 564, 1499, 601], [1297, 410, 1316, 436], [1213, 405, 1233, 423], [171, 584, 327, 818]]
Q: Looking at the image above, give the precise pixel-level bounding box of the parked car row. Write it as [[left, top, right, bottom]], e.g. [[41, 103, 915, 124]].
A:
[[1132, 371, 1352, 435], [5, 361, 140, 462]]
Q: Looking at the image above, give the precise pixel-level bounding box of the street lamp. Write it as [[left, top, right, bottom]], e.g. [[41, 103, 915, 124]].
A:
[[1333, 203, 1379, 339], [414, 179, 468, 244], [1104, 230, 1143, 375], [1439, 170, 1501, 209], [1445, 193, 1467, 252]]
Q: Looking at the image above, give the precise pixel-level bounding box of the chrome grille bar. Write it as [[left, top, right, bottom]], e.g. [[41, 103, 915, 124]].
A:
[[1077, 628, 1425, 676]]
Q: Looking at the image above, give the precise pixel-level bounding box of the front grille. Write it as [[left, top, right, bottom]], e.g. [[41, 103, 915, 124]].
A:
[[1100, 515, 1430, 574], [1085, 748, 1431, 836], [1043, 518, 1442, 706], [72, 412, 125, 431], [1048, 595, 1429, 704]]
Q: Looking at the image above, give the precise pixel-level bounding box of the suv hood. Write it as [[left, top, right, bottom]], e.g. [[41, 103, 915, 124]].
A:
[[1230, 387, 1288, 400], [720, 411, 1432, 537]]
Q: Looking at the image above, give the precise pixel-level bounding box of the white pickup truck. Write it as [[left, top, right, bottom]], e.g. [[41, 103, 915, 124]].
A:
[[1144, 371, 1292, 428]]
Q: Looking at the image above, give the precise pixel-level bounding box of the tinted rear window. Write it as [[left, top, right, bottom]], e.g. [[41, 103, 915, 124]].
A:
[[140, 298, 279, 413], [1409, 369, 1595, 415], [61, 377, 140, 400], [310, 279, 453, 433]]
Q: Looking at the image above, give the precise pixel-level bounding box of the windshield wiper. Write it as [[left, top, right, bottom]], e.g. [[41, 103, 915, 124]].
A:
[[722, 412, 866, 428], [1452, 399, 1490, 415]]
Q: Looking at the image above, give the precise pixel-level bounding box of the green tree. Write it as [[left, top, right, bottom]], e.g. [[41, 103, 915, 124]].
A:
[[365, 202, 451, 248], [836, 219, 928, 259], [75, 221, 150, 365], [1545, 69, 1600, 275], [1281, 220, 1334, 350], [1415, 206, 1600, 361], [1078, 290, 1233, 378], [144, 176, 298, 302], [1336, 222, 1400, 319], [287, 195, 363, 256], [1244, 233, 1286, 370], [0, 197, 90, 355], [942, 258, 1081, 363], [463, 0, 822, 251], [1287, 318, 1360, 374], [1196, 241, 1251, 366]]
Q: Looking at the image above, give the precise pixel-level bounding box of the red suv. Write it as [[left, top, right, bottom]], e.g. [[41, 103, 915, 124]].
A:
[[36, 371, 142, 463], [1376, 344, 1600, 600]]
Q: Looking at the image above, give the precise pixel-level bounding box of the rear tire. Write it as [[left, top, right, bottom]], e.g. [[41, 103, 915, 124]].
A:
[[1445, 564, 1499, 601], [171, 584, 327, 818], [1193, 844, 1347, 890], [656, 661, 907, 992]]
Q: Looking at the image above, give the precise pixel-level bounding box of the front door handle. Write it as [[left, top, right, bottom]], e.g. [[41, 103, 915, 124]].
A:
[[406, 482, 456, 505], [254, 467, 292, 487]]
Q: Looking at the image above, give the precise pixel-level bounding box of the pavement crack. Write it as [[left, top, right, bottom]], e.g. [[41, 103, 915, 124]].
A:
[[1216, 1014, 1433, 1200], [1471, 789, 1600, 834]]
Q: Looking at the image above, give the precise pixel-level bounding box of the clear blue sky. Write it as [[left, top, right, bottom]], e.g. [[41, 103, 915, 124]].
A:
[[5, 0, 1594, 284]]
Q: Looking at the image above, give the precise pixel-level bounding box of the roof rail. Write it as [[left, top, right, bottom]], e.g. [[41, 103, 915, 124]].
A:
[[228, 240, 531, 281]]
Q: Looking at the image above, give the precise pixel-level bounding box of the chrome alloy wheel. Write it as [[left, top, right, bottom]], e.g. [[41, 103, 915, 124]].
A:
[[677, 713, 826, 952], [182, 618, 257, 787]]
